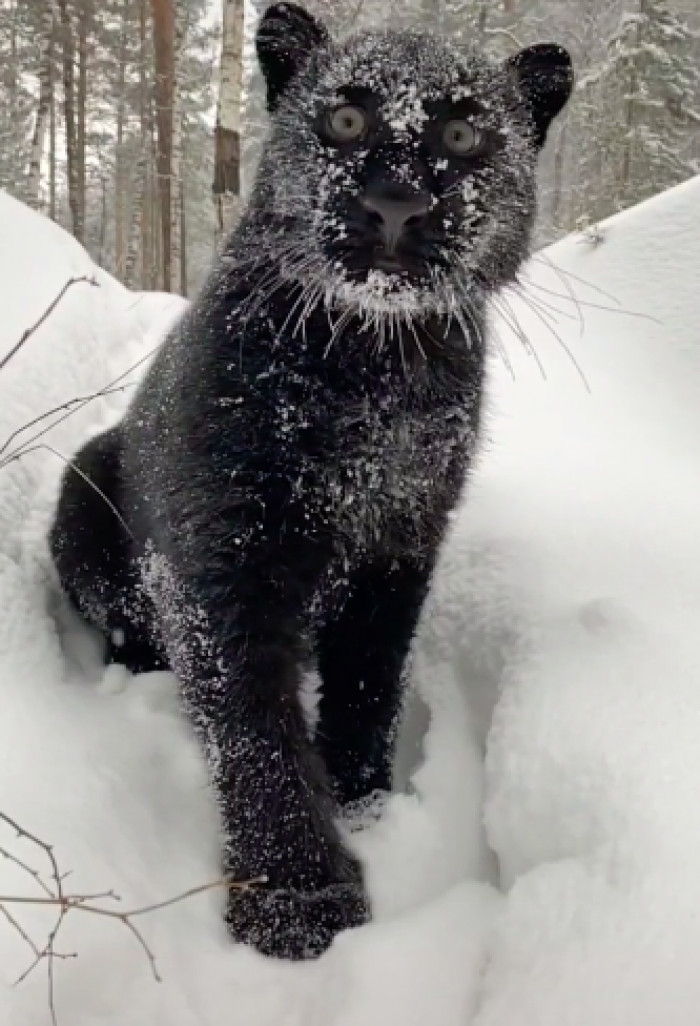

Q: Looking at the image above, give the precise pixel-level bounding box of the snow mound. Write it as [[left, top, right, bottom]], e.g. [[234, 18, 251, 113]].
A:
[[423, 174, 700, 1025], [0, 177, 699, 1025], [0, 190, 185, 559]]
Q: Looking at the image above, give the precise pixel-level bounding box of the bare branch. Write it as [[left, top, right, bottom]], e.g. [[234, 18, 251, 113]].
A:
[[0, 384, 134, 460], [0, 344, 157, 463], [0, 844, 53, 898], [0, 810, 265, 1024], [0, 277, 100, 375], [0, 904, 43, 962], [0, 813, 64, 906]]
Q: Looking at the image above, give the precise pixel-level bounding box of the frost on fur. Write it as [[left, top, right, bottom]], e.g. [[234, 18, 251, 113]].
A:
[[49, 2, 571, 963], [245, 9, 571, 331]]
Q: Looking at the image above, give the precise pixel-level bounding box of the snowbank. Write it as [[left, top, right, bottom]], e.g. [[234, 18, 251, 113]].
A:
[[0, 191, 185, 556], [0, 177, 699, 1025], [444, 175, 700, 1025]]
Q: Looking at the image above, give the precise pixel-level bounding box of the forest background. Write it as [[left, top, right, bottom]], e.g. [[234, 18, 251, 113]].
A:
[[1, 0, 697, 297]]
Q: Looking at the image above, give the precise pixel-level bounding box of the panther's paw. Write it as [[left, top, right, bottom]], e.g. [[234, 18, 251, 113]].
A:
[[226, 880, 369, 960]]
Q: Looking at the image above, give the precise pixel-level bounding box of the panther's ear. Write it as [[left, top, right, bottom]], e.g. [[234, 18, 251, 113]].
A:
[[256, 3, 330, 112], [507, 44, 573, 148]]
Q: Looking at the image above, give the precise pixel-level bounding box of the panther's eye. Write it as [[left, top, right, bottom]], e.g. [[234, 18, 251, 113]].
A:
[[325, 104, 367, 143], [442, 120, 483, 156]]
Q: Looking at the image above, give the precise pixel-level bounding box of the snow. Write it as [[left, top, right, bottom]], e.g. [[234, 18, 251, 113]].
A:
[[0, 174, 700, 1024]]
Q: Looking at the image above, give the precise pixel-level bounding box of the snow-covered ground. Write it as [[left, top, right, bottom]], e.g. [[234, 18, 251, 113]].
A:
[[0, 176, 699, 1025]]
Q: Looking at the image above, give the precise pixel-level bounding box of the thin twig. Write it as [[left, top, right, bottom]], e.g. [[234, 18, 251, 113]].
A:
[[0, 811, 69, 1026], [0, 277, 100, 374], [0, 813, 64, 906], [1, 808, 265, 1025], [0, 845, 53, 898], [0, 904, 43, 962], [0, 342, 158, 465], [0, 875, 263, 912], [0, 874, 264, 988], [0, 384, 134, 460], [0, 442, 136, 541]]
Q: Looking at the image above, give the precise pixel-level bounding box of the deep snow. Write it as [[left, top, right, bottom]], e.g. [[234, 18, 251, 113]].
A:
[[0, 176, 699, 1025]]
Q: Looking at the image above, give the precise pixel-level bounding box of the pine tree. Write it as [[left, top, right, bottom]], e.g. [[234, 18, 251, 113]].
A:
[[2, 0, 698, 291], [591, 0, 700, 213]]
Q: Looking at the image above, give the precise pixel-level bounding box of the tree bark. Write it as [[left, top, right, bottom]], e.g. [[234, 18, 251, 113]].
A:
[[115, 4, 129, 279], [551, 120, 568, 229], [124, 150, 147, 286], [170, 2, 185, 294], [49, 58, 57, 220], [98, 174, 107, 265], [180, 174, 187, 296], [8, 0, 19, 123], [148, 102, 161, 289], [619, 7, 643, 208], [57, 0, 81, 242], [138, 0, 150, 287], [213, 0, 245, 239], [77, 0, 90, 240], [27, 2, 56, 206], [151, 0, 175, 290]]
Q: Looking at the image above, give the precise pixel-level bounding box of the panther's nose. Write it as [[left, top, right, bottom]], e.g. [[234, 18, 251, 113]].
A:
[[360, 183, 430, 252]]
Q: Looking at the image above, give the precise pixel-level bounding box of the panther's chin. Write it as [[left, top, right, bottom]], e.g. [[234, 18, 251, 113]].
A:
[[323, 264, 446, 318], [372, 252, 404, 274], [281, 246, 449, 316], [326, 241, 434, 286]]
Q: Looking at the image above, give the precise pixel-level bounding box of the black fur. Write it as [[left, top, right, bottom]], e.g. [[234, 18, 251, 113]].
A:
[[50, 5, 571, 960], [257, 2, 330, 111], [507, 43, 573, 148]]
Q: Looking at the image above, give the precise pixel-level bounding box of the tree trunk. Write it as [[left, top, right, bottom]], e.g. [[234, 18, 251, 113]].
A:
[[152, 169, 162, 288], [114, 5, 129, 278], [27, 2, 56, 206], [138, 0, 150, 287], [151, 0, 175, 290], [98, 174, 107, 265], [170, 3, 185, 294], [77, 0, 90, 240], [180, 175, 187, 296], [619, 15, 643, 208], [124, 150, 147, 286], [49, 58, 57, 220], [148, 100, 161, 289], [213, 0, 245, 239], [477, 1, 488, 38], [57, 0, 81, 242], [170, 107, 182, 292], [551, 120, 568, 229], [8, 0, 19, 123]]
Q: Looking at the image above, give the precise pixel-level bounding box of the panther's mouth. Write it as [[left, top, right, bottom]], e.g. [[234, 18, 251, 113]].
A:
[[331, 241, 435, 285], [372, 250, 404, 273]]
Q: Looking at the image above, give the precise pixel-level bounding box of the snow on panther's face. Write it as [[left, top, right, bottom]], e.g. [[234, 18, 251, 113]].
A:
[[254, 7, 571, 319]]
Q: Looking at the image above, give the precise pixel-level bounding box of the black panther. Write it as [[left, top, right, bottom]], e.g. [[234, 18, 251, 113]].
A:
[[49, 2, 572, 959]]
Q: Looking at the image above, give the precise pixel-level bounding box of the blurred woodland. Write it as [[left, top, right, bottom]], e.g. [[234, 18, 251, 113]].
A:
[[0, 0, 698, 295]]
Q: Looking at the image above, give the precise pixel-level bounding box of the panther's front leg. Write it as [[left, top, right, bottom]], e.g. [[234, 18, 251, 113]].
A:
[[317, 555, 435, 807], [147, 531, 368, 960]]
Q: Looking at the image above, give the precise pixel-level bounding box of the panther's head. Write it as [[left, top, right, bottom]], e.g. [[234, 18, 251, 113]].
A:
[[253, 3, 572, 318]]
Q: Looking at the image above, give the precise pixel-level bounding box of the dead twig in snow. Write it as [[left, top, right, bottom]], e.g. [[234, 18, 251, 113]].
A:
[[0, 276, 100, 374], [0, 347, 164, 541], [0, 811, 265, 1026]]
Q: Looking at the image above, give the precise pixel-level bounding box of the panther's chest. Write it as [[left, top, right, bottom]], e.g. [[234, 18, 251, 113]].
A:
[[319, 400, 474, 554]]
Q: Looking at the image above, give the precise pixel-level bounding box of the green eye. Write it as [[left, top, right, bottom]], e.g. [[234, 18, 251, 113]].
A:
[[326, 104, 367, 143], [442, 119, 482, 156]]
